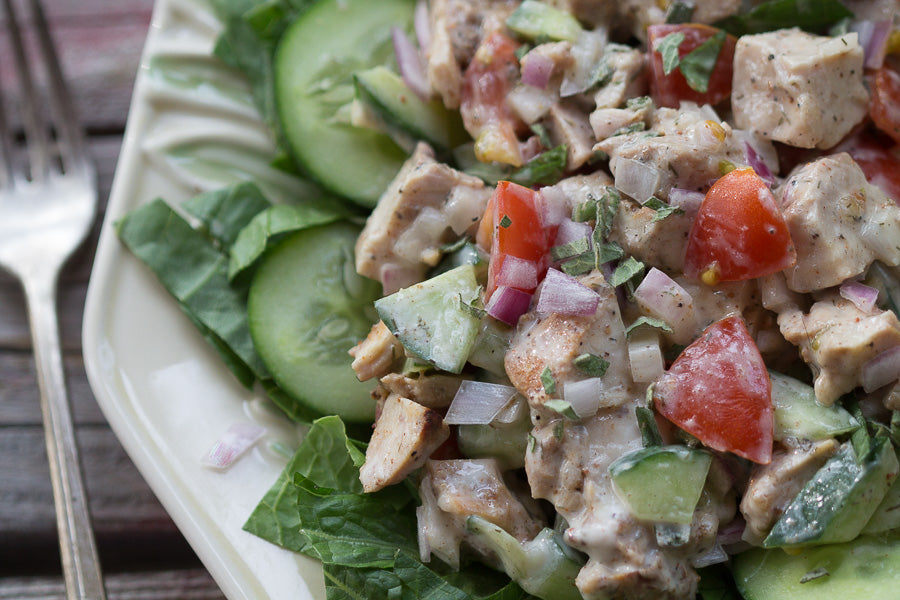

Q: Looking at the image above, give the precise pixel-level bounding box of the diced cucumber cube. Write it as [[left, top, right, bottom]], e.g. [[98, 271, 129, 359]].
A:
[[609, 445, 712, 525], [770, 371, 858, 441], [375, 265, 482, 374]]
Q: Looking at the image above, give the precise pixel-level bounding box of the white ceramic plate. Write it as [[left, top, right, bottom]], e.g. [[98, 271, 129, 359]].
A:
[[82, 1, 325, 598]]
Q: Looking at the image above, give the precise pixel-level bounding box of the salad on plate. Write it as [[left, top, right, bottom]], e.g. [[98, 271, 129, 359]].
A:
[[114, 0, 900, 598]]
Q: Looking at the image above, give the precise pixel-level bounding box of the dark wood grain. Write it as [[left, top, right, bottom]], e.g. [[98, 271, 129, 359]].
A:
[[0, 0, 228, 596]]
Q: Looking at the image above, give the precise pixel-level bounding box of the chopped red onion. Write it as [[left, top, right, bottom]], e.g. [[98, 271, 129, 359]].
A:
[[563, 377, 629, 417], [839, 279, 880, 313], [201, 422, 266, 471], [744, 142, 776, 186], [444, 380, 518, 424], [628, 329, 664, 384], [416, 505, 431, 562], [614, 157, 666, 203], [633, 268, 695, 344], [497, 255, 539, 290], [861, 345, 900, 393], [487, 285, 533, 325], [521, 51, 554, 89], [535, 268, 601, 316], [379, 263, 420, 295], [716, 517, 746, 546], [392, 26, 430, 101], [414, 0, 431, 53], [852, 20, 891, 69], [667, 188, 704, 219], [554, 218, 592, 247]]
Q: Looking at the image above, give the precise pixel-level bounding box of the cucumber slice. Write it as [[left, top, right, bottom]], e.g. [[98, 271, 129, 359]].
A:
[[353, 66, 467, 152], [862, 472, 900, 534], [765, 437, 899, 548], [608, 445, 712, 525], [506, 0, 583, 42], [734, 532, 900, 600], [248, 222, 381, 422], [375, 265, 482, 374], [274, 0, 413, 207], [770, 371, 859, 441]]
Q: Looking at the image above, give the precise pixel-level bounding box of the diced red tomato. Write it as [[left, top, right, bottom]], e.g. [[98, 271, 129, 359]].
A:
[[460, 31, 525, 166], [653, 315, 773, 464], [684, 168, 796, 285], [647, 24, 736, 108], [870, 66, 900, 145], [485, 181, 552, 299], [835, 129, 900, 204]]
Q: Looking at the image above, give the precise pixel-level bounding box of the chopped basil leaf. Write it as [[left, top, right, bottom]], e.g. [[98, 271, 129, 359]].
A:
[[891, 411, 900, 447], [553, 420, 566, 439], [546, 399, 579, 420], [636, 406, 664, 447], [541, 366, 558, 395], [510, 144, 568, 187], [644, 196, 685, 222], [560, 250, 596, 276], [530, 122, 553, 148], [610, 256, 645, 287], [679, 30, 726, 93], [551, 236, 591, 261], [591, 59, 614, 89], [527, 432, 537, 452], [612, 122, 647, 136], [655, 32, 685, 75], [439, 236, 471, 254], [499, 214, 513, 228], [573, 353, 609, 377], [626, 315, 674, 336], [459, 293, 487, 319], [593, 186, 621, 241], [715, 0, 854, 36], [665, 0, 696, 24], [596, 240, 625, 265], [626, 95, 653, 111], [515, 43, 533, 61], [573, 195, 599, 222]]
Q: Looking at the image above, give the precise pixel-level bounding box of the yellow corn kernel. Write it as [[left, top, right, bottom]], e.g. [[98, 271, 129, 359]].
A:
[[700, 265, 720, 287], [705, 120, 727, 142], [887, 30, 900, 54]]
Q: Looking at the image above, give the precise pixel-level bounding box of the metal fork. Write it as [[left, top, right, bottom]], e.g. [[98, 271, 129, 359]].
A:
[[0, 0, 106, 598]]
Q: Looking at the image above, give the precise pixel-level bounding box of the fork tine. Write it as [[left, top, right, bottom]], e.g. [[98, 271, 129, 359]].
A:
[[26, 0, 90, 177], [2, 0, 50, 182]]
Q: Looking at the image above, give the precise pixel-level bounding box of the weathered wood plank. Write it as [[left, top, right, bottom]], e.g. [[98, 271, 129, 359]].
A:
[[0, 569, 225, 600]]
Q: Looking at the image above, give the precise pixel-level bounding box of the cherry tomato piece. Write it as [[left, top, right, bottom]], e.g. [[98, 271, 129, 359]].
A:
[[647, 24, 736, 108], [870, 66, 900, 145], [684, 168, 796, 284], [654, 315, 774, 464], [485, 181, 552, 299]]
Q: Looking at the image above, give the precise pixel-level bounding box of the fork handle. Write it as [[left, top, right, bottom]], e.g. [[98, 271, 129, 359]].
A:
[[23, 271, 107, 600]]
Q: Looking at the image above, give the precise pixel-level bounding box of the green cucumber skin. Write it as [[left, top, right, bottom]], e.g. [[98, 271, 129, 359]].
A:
[[765, 438, 899, 548], [734, 532, 900, 600], [248, 223, 381, 422], [274, 0, 414, 207], [353, 66, 467, 152]]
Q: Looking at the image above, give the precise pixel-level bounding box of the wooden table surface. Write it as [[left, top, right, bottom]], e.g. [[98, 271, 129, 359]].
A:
[[0, 1, 226, 597]]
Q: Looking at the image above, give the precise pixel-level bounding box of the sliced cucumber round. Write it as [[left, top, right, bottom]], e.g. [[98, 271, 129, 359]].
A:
[[248, 222, 381, 422], [274, 0, 413, 207], [734, 532, 900, 600]]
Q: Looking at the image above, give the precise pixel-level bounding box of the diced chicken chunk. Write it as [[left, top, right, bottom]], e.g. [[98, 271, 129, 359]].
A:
[[505, 271, 632, 412], [779, 294, 900, 405], [546, 100, 596, 169], [379, 372, 463, 409], [608, 197, 693, 273], [592, 44, 647, 110], [779, 153, 900, 293], [597, 104, 770, 195], [526, 405, 699, 599], [359, 394, 449, 493], [426, 0, 518, 108], [732, 29, 868, 149], [740, 439, 839, 545], [355, 143, 490, 293], [349, 321, 403, 381], [418, 458, 545, 569]]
